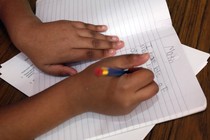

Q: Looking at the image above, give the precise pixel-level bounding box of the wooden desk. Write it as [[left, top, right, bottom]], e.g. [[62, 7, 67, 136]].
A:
[[0, 0, 209, 139]]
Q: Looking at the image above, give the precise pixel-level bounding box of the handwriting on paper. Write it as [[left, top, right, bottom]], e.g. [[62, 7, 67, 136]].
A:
[[164, 46, 179, 63], [21, 57, 35, 84]]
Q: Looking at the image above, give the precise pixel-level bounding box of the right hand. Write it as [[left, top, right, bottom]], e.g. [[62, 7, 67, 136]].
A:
[[63, 53, 159, 115]]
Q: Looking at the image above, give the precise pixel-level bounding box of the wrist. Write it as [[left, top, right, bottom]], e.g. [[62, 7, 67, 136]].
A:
[[57, 76, 88, 117], [0, 0, 42, 51], [10, 17, 42, 50]]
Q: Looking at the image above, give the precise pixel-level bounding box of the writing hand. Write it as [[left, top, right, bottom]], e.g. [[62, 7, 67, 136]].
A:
[[0, 53, 158, 139], [64, 53, 159, 115]]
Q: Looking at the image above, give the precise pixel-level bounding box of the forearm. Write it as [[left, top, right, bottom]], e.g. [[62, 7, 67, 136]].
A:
[[0, 0, 41, 50], [0, 78, 83, 139]]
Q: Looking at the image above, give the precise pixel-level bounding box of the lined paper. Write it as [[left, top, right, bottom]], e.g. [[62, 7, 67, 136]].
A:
[[33, 0, 207, 139]]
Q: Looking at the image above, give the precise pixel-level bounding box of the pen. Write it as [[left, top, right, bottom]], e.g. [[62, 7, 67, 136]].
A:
[[94, 67, 130, 76]]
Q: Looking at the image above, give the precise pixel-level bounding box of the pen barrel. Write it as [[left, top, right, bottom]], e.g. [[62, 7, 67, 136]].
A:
[[107, 68, 127, 76]]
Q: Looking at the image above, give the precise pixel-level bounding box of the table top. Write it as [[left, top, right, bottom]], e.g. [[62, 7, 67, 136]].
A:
[[0, 0, 209, 139]]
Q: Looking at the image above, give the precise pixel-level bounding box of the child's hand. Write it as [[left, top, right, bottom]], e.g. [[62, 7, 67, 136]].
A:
[[14, 20, 124, 76], [63, 53, 158, 115]]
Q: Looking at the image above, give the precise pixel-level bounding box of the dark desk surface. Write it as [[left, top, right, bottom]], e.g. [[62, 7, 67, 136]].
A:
[[0, 0, 209, 139]]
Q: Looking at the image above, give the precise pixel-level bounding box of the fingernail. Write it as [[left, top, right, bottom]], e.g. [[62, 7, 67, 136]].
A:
[[139, 53, 150, 59], [110, 36, 119, 41], [108, 49, 116, 55], [99, 25, 107, 30], [113, 41, 124, 49]]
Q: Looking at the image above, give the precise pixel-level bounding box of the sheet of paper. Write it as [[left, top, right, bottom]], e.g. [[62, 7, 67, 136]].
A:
[[183, 45, 210, 74], [33, 0, 207, 139], [0, 54, 35, 95]]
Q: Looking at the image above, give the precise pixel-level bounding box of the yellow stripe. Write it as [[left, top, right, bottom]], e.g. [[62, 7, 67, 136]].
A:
[[102, 69, 109, 75]]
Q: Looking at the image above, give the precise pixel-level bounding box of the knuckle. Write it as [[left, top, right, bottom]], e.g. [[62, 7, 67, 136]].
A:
[[124, 54, 140, 67], [120, 83, 131, 91], [86, 50, 94, 59], [90, 31, 97, 38], [102, 50, 108, 57], [91, 39, 99, 48]]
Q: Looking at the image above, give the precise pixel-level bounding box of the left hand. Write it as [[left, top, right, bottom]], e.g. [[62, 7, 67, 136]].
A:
[[13, 20, 124, 76]]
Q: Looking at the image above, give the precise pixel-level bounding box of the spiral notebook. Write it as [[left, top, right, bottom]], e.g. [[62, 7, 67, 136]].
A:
[[0, 0, 208, 140]]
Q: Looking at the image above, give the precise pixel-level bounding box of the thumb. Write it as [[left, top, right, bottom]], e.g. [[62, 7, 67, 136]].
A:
[[43, 64, 78, 76], [101, 53, 150, 69]]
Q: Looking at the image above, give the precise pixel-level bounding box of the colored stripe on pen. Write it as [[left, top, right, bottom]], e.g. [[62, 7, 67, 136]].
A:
[[94, 67, 129, 76]]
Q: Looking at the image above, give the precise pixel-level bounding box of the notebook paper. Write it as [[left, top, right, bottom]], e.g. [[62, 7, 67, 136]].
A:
[[32, 0, 207, 139]]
